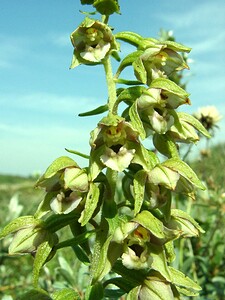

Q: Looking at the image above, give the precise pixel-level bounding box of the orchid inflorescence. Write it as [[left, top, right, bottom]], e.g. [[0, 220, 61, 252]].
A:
[[0, 1, 211, 299]]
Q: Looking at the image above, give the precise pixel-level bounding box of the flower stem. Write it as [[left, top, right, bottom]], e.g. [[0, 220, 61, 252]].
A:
[[103, 58, 117, 115]]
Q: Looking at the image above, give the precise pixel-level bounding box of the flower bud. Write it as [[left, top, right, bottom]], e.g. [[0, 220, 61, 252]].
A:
[[64, 167, 89, 192], [93, 0, 120, 15], [9, 225, 58, 255]]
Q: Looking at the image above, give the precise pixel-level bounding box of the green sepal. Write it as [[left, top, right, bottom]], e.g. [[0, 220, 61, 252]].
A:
[[79, 104, 108, 117], [133, 210, 178, 244], [168, 266, 201, 296], [79, 182, 100, 226], [162, 158, 205, 190], [0, 216, 42, 239], [158, 189, 172, 222], [33, 239, 55, 287], [153, 133, 179, 158], [129, 100, 146, 140], [150, 78, 189, 101], [17, 289, 52, 300], [168, 208, 205, 237], [52, 288, 81, 300], [133, 170, 147, 215], [85, 282, 104, 300], [70, 50, 81, 69], [177, 112, 211, 138], [115, 31, 144, 47], [115, 78, 144, 85], [36, 156, 77, 184], [34, 192, 54, 219]]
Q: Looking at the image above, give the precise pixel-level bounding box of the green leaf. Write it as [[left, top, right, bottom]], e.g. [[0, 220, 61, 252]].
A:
[[133, 170, 147, 215], [65, 148, 90, 159], [162, 158, 205, 190], [44, 211, 79, 232], [149, 244, 171, 281], [90, 231, 112, 283], [52, 288, 81, 300], [93, 0, 120, 15], [132, 144, 159, 171], [0, 216, 41, 239], [85, 282, 104, 300], [115, 31, 144, 47], [17, 289, 52, 300], [78, 104, 108, 117], [153, 133, 179, 158], [79, 182, 100, 226], [160, 40, 191, 52], [115, 50, 143, 77], [117, 86, 146, 105], [177, 112, 211, 138], [133, 56, 147, 84], [33, 240, 54, 287], [129, 100, 146, 140], [89, 146, 105, 180], [104, 277, 135, 293]]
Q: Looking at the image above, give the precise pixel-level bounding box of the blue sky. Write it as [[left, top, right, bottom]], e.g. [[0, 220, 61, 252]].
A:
[[1, 0, 225, 175]]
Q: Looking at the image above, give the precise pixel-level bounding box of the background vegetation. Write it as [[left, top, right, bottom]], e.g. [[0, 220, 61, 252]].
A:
[[0, 142, 224, 299]]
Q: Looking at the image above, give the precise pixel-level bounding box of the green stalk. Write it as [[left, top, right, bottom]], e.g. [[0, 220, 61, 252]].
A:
[[103, 58, 118, 115]]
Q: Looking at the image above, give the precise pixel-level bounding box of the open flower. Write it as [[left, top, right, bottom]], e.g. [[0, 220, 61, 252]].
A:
[[90, 115, 140, 173], [113, 221, 152, 270], [36, 156, 89, 214], [133, 41, 190, 85], [193, 106, 222, 132], [70, 17, 118, 68]]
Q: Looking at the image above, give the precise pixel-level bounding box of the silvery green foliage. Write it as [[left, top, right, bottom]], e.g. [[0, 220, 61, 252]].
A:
[[0, 1, 210, 299]]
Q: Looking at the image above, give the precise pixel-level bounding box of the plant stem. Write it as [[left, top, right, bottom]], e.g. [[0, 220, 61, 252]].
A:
[[103, 58, 117, 114]]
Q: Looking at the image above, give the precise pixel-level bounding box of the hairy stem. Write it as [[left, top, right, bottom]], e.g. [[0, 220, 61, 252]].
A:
[[103, 58, 117, 114]]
